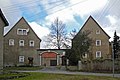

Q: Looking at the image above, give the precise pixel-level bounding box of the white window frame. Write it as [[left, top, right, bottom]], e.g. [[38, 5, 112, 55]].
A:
[[17, 29, 27, 35], [23, 29, 27, 35], [83, 54, 87, 58], [96, 40, 101, 46], [96, 51, 101, 58], [9, 39, 14, 46], [19, 40, 24, 46], [63, 52, 65, 56], [17, 29, 22, 35], [96, 30, 100, 34], [29, 40, 34, 47], [19, 56, 24, 62]]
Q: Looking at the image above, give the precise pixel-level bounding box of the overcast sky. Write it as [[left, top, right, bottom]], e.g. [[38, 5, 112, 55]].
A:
[[0, 0, 120, 42]]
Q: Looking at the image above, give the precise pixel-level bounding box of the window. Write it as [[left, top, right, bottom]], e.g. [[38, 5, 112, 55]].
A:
[[83, 54, 87, 58], [96, 30, 100, 34], [29, 40, 34, 47], [63, 52, 65, 56], [17, 29, 22, 35], [9, 39, 14, 46], [17, 29, 28, 35], [96, 51, 101, 58], [19, 56, 24, 62], [19, 40, 24, 46], [96, 40, 101, 46], [23, 29, 27, 35]]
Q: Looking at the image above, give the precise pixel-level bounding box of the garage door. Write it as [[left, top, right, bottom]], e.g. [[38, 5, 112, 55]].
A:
[[50, 60, 57, 66]]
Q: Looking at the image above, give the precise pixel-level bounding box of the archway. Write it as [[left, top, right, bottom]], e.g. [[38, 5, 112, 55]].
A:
[[41, 52, 57, 66]]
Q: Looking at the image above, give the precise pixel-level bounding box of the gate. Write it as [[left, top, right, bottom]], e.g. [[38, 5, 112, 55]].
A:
[[50, 60, 57, 66]]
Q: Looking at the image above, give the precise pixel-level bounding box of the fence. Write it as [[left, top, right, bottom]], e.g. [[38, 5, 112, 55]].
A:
[[80, 59, 120, 72]]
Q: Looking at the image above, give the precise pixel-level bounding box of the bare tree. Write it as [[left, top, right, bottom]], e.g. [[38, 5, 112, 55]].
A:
[[63, 29, 77, 49], [45, 17, 68, 49]]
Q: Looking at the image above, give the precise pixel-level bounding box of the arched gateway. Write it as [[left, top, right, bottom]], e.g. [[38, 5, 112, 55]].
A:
[[41, 52, 57, 66], [38, 49, 66, 66]]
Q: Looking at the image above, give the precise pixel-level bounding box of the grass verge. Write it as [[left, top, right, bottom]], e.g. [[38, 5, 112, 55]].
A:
[[4, 66, 43, 71], [13, 72, 120, 80], [0, 72, 29, 80]]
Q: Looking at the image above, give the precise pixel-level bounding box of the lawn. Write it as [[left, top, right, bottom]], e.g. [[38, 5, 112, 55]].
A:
[[4, 66, 43, 71], [13, 72, 120, 80], [0, 72, 29, 80]]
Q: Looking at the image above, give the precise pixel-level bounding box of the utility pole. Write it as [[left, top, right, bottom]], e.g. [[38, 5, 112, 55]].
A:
[[112, 42, 115, 77], [112, 31, 119, 77]]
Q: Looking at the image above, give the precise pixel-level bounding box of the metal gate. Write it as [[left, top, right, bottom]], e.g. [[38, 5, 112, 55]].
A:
[[50, 60, 57, 66]]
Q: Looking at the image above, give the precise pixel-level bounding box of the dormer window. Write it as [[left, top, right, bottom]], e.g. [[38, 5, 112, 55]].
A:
[[17, 28, 28, 35], [96, 30, 100, 34]]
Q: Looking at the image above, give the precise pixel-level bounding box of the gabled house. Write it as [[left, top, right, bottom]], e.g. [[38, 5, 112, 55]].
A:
[[0, 9, 9, 69], [72, 16, 111, 60], [4, 17, 41, 67]]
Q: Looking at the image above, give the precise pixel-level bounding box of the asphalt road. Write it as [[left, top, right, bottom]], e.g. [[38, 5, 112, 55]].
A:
[[19, 66, 120, 78]]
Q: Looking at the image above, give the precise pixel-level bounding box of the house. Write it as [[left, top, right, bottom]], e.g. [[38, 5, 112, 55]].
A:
[[0, 9, 9, 69], [4, 17, 41, 67], [37, 49, 66, 66], [72, 16, 111, 60]]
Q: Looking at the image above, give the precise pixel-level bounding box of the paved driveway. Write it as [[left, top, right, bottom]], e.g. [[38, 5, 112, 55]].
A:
[[18, 66, 120, 78]]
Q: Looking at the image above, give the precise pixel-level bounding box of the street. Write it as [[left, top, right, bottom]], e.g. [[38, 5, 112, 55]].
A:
[[18, 66, 120, 78]]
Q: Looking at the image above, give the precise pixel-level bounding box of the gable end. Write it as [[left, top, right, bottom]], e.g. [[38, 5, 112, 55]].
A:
[[73, 15, 110, 40], [4, 17, 41, 42]]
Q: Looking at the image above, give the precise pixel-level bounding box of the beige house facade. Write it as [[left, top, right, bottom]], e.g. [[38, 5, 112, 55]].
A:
[[72, 16, 111, 60], [0, 9, 9, 69], [4, 17, 41, 67], [2, 14, 112, 67]]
